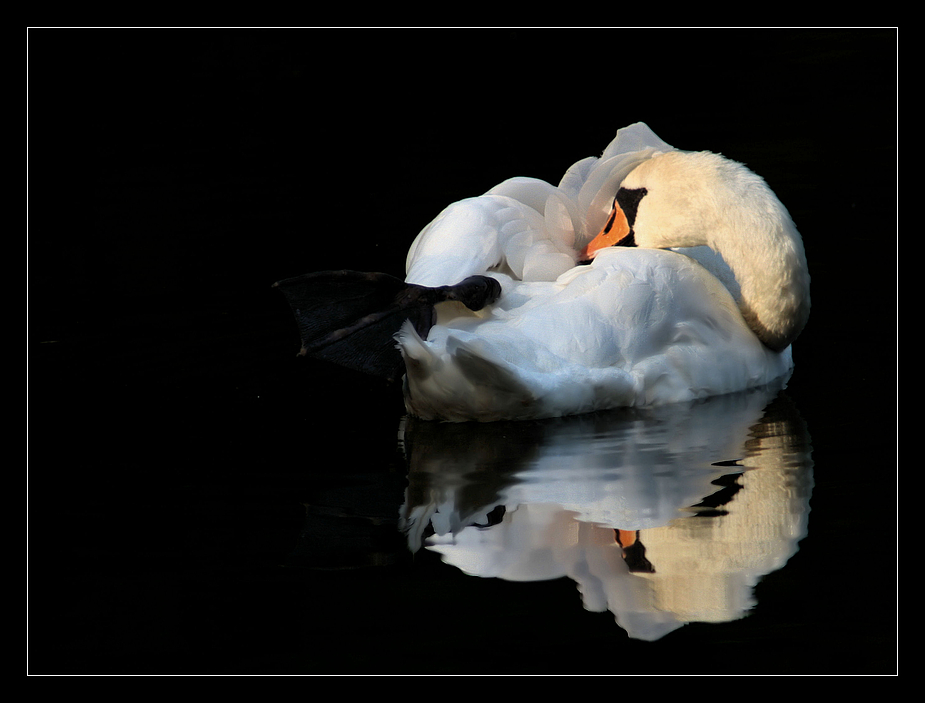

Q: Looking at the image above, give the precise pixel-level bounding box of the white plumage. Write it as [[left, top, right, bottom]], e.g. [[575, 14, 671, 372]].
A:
[[396, 123, 809, 421]]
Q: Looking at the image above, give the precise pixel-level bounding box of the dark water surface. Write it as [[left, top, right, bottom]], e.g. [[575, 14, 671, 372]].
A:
[[28, 29, 897, 674]]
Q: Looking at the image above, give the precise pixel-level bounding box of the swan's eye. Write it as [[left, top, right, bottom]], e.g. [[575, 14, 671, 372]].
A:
[[615, 187, 647, 227]]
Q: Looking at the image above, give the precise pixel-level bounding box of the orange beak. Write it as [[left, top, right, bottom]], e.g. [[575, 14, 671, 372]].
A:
[[580, 200, 632, 260]]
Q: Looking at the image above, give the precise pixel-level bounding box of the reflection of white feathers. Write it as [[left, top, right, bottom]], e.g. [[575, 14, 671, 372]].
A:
[[398, 123, 807, 421], [399, 384, 813, 641]]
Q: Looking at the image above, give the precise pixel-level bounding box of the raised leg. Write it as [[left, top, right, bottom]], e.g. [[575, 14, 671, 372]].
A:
[[273, 271, 501, 381]]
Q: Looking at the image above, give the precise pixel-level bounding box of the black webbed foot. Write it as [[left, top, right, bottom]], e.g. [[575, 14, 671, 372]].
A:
[[273, 271, 501, 381], [433, 275, 502, 311]]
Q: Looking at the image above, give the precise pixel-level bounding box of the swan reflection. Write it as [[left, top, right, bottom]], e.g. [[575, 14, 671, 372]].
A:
[[398, 381, 813, 641]]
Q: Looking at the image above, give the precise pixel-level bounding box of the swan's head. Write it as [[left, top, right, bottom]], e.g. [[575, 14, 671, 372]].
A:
[[582, 150, 774, 256], [581, 150, 811, 352]]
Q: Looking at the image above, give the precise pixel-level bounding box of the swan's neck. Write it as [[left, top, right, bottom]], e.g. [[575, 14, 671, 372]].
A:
[[709, 202, 810, 352]]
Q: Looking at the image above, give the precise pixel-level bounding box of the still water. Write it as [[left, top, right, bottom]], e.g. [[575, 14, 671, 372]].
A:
[[33, 315, 893, 675], [396, 380, 812, 642], [30, 28, 897, 675]]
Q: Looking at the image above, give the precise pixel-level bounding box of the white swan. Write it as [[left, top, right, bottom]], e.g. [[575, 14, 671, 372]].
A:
[[275, 123, 810, 422]]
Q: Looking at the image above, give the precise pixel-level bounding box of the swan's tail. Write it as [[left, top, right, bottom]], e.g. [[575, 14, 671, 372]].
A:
[[273, 270, 500, 381]]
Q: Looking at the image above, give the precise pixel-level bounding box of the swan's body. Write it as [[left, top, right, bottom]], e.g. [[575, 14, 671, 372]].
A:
[[400, 247, 796, 421], [276, 123, 810, 421]]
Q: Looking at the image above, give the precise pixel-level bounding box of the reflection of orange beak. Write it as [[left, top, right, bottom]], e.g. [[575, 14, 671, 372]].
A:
[[615, 529, 637, 548], [580, 200, 633, 260]]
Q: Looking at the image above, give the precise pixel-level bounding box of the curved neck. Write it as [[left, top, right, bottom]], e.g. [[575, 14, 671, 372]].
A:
[[712, 206, 811, 352]]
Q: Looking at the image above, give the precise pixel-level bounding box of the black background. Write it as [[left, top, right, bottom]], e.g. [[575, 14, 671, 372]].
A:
[[28, 28, 897, 674]]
